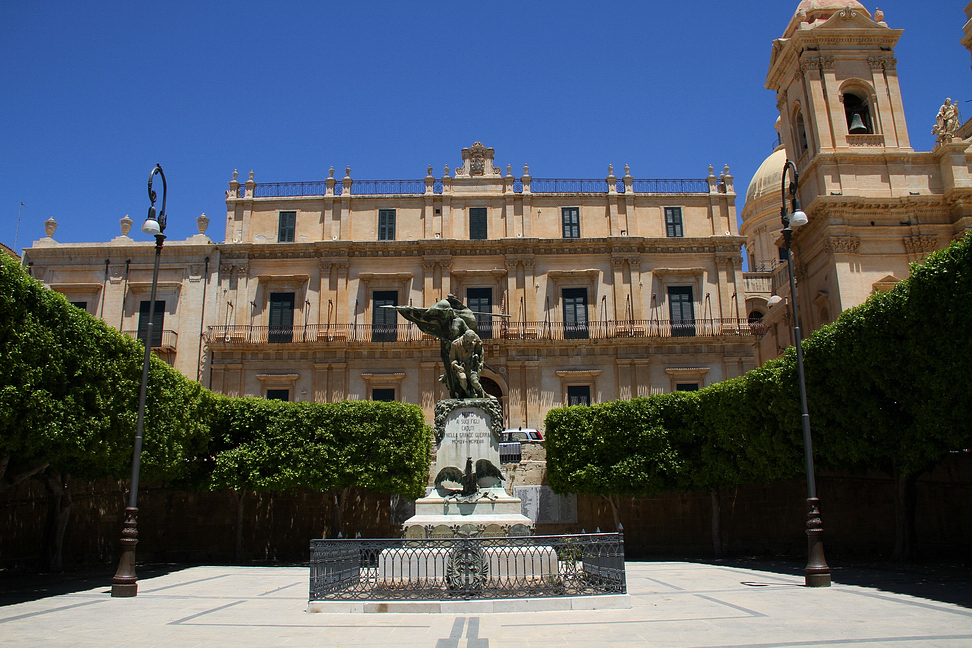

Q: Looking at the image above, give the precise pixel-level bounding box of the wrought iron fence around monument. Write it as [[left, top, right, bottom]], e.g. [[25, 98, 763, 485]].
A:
[[309, 532, 625, 601]]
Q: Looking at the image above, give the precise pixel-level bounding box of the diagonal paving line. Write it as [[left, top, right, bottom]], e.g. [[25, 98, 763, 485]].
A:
[[694, 594, 768, 618], [842, 588, 972, 618], [140, 573, 234, 593], [0, 599, 103, 624], [257, 581, 305, 596], [168, 600, 246, 625], [638, 576, 686, 590]]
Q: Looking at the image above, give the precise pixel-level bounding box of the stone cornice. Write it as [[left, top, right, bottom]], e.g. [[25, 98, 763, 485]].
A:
[[214, 237, 744, 261]]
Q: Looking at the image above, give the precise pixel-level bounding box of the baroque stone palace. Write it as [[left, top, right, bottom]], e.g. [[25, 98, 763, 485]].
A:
[[25, 146, 751, 429], [22, 1, 972, 428]]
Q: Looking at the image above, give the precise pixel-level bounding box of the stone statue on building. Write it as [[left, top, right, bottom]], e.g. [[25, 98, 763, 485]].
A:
[[933, 98, 960, 144], [383, 295, 496, 400]]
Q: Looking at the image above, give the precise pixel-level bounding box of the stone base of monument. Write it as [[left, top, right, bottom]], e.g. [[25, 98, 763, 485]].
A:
[[403, 487, 534, 538]]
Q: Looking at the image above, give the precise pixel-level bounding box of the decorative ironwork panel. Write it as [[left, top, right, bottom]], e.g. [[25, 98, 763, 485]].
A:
[[253, 182, 328, 198], [631, 179, 709, 193], [531, 179, 608, 193], [351, 180, 426, 195], [309, 533, 626, 601]]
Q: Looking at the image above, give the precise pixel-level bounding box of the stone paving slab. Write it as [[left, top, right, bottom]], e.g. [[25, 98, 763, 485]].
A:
[[2, 562, 971, 647]]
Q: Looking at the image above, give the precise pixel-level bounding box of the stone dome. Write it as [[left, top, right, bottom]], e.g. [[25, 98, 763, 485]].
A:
[[785, 1, 872, 37], [744, 145, 787, 210]]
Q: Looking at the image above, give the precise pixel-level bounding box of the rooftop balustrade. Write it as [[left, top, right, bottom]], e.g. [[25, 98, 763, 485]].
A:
[[236, 177, 711, 198]]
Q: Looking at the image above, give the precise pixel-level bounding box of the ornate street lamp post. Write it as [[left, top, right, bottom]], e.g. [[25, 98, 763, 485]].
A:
[[111, 165, 167, 597], [780, 160, 831, 587]]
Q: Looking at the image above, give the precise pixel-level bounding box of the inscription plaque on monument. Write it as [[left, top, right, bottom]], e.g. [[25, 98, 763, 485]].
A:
[[434, 406, 500, 480]]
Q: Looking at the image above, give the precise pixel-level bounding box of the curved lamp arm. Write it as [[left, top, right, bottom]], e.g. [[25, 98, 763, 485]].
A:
[[143, 164, 167, 235]]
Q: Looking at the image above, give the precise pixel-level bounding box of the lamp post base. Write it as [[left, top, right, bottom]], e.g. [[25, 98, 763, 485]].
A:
[[805, 497, 831, 587], [111, 507, 139, 597]]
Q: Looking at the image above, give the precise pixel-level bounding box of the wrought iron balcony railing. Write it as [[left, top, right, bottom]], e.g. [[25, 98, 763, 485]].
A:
[[309, 533, 625, 601], [206, 318, 760, 346]]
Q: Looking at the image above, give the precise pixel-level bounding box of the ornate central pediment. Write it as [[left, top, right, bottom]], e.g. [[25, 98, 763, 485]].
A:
[[456, 142, 500, 177]]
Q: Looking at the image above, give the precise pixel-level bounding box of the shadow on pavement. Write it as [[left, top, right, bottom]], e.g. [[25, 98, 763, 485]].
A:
[[671, 556, 972, 610], [0, 563, 196, 607]]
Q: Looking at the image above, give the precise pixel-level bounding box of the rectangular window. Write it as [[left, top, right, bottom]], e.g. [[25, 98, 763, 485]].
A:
[[70, 300, 88, 311], [668, 286, 695, 337], [372, 290, 398, 342], [268, 292, 295, 343], [562, 207, 580, 238], [378, 209, 396, 241], [567, 385, 591, 406], [665, 207, 683, 238], [466, 287, 493, 340], [137, 300, 165, 348], [266, 389, 290, 401], [675, 383, 699, 392], [562, 288, 589, 339], [469, 207, 487, 240], [278, 211, 296, 242], [371, 388, 396, 402]]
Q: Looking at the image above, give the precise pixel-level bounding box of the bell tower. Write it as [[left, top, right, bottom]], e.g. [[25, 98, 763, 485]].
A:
[[767, 1, 911, 176]]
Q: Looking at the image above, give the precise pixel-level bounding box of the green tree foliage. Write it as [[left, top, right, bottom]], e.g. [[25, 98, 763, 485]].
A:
[[207, 397, 431, 499], [0, 253, 202, 488]]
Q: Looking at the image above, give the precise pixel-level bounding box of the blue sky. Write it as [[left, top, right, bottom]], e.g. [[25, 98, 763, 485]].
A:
[[0, 1, 966, 252]]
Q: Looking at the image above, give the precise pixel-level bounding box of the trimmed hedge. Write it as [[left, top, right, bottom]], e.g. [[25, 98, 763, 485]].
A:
[[546, 234, 972, 497], [207, 396, 431, 500]]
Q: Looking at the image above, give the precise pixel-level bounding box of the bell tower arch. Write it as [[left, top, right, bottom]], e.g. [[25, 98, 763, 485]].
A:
[[767, 1, 911, 171]]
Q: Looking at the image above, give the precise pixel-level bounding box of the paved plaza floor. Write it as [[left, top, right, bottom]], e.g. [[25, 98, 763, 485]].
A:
[[2, 560, 971, 647]]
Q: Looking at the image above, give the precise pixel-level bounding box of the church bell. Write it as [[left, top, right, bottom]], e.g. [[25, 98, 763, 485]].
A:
[[848, 113, 868, 134]]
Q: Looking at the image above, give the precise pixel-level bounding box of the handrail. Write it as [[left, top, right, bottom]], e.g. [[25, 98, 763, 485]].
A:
[[206, 318, 760, 345], [235, 178, 711, 198]]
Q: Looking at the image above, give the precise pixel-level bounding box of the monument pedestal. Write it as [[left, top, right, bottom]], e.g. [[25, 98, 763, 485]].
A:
[[402, 399, 534, 538]]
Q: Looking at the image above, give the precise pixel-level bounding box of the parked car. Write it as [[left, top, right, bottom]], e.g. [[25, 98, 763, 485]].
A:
[[501, 428, 543, 443]]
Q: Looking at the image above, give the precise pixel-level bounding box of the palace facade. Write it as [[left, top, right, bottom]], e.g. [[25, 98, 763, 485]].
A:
[[24, 145, 755, 429]]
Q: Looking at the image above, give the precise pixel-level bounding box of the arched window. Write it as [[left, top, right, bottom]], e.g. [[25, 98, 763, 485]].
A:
[[748, 310, 765, 334], [791, 104, 809, 155], [843, 91, 872, 134]]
